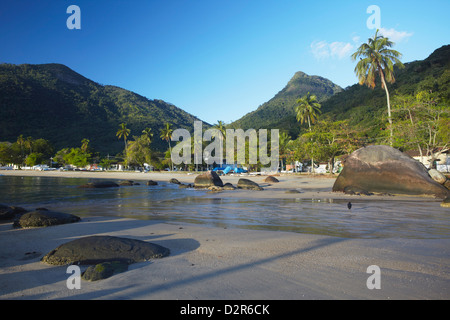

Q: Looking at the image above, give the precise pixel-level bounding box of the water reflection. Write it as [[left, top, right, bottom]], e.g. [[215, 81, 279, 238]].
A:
[[1, 176, 449, 239]]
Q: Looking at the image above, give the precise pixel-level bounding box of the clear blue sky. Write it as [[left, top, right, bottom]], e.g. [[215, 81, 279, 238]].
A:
[[1, 0, 449, 125]]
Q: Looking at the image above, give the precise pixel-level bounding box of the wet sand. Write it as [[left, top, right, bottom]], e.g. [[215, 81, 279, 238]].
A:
[[0, 170, 449, 300]]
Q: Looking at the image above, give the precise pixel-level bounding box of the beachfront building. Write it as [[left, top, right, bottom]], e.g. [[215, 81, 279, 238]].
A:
[[405, 149, 449, 172]]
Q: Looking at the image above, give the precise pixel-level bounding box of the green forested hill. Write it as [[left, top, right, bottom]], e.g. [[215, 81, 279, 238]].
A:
[[0, 63, 203, 154], [230, 45, 450, 140], [229, 71, 342, 135]]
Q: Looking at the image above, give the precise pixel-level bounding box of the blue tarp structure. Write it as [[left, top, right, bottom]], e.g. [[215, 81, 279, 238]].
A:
[[212, 166, 248, 174], [223, 166, 232, 174]]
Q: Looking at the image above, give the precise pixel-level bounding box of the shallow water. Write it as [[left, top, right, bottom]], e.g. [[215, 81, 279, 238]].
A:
[[1, 175, 449, 239]]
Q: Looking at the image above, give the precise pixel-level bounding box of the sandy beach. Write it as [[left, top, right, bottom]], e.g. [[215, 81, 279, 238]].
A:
[[0, 170, 449, 301]]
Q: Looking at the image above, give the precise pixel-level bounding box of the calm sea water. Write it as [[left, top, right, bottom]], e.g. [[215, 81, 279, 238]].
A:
[[1, 175, 449, 239]]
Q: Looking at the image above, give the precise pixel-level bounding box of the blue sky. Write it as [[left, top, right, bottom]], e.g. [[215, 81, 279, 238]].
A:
[[1, 0, 449, 125]]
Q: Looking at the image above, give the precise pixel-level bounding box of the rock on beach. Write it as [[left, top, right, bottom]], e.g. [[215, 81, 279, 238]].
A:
[[194, 171, 224, 189], [333, 145, 449, 199], [13, 209, 81, 228], [237, 178, 263, 191], [41, 235, 170, 266], [264, 176, 279, 183]]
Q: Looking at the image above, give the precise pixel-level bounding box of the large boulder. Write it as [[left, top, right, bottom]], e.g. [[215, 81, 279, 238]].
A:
[[194, 171, 224, 188], [333, 145, 449, 199], [237, 178, 263, 191], [13, 209, 80, 228], [42, 235, 170, 265]]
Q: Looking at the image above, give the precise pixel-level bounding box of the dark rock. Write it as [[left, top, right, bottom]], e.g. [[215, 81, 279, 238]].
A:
[[119, 180, 134, 186], [237, 178, 263, 191], [441, 196, 450, 208], [146, 180, 158, 186], [264, 176, 279, 183], [333, 145, 449, 199], [169, 178, 181, 184], [223, 183, 235, 190], [13, 209, 81, 228], [41, 235, 170, 266], [82, 261, 128, 281], [0, 204, 28, 221], [194, 171, 224, 188], [78, 181, 119, 188], [178, 183, 192, 188]]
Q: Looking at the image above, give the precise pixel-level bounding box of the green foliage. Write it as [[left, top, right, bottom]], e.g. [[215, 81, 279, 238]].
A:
[[25, 153, 44, 166], [391, 91, 449, 162], [62, 148, 91, 167], [0, 63, 203, 155], [125, 135, 152, 167]]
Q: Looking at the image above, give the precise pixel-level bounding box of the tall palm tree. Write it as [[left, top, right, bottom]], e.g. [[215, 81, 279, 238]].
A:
[[81, 138, 90, 153], [16, 135, 25, 164], [25, 136, 33, 154], [296, 92, 321, 173], [214, 120, 226, 136], [295, 92, 321, 131], [351, 29, 404, 146], [279, 132, 291, 171], [141, 127, 153, 145], [116, 123, 131, 152], [160, 123, 174, 171]]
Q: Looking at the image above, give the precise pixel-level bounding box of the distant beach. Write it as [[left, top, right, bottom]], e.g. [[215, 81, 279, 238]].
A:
[[0, 170, 449, 300]]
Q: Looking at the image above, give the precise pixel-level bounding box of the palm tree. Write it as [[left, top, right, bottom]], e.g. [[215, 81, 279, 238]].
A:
[[279, 132, 291, 171], [160, 123, 174, 171], [24, 136, 33, 154], [81, 138, 90, 153], [214, 120, 226, 136], [16, 135, 25, 164], [351, 29, 404, 146], [296, 92, 321, 173], [141, 127, 153, 145], [295, 92, 321, 131], [116, 123, 131, 152]]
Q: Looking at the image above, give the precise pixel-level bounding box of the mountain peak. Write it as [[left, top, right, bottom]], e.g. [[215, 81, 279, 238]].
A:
[[230, 71, 342, 131]]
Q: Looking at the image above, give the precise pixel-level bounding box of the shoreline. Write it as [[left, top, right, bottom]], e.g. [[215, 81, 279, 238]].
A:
[[1, 170, 449, 300], [0, 169, 442, 202]]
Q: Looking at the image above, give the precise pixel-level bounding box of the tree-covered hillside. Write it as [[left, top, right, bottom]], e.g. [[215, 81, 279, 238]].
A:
[[0, 63, 203, 155], [229, 45, 449, 141], [229, 71, 342, 136]]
